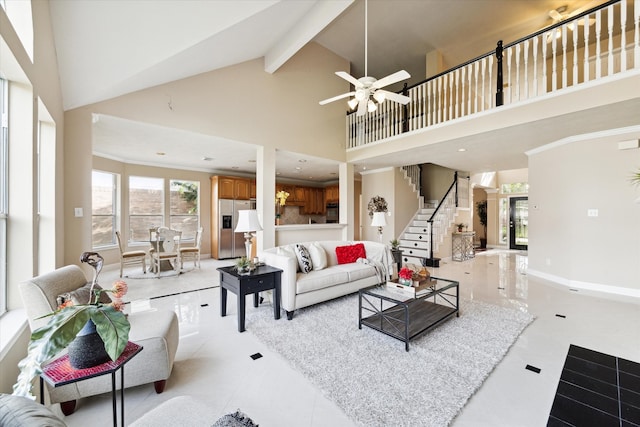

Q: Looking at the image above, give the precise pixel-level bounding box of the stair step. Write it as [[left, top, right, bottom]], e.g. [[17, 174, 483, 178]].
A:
[[400, 240, 429, 250], [408, 226, 430, 233], [412, 220, 429, 227], [400, 247, 429, 258]]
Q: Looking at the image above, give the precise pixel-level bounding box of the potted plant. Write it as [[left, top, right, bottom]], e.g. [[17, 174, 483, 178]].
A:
[[275, 190, 289, 225], [389, 238, 403, 269], [13, 252, 130, 398], [475, 200, 488, 248], [234, 256, 253, 275], [456, 223, 466, 232]]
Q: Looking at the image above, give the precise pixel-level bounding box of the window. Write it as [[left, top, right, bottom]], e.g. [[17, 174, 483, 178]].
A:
[[129, 176, 163, 242], [0, 78, 8, 314], [501, 182, 529, 194], [92, 170, 118, 247], [169, 180, 199, 240]]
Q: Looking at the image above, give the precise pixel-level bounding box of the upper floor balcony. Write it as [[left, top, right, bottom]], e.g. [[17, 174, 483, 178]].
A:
[[345, 0, 640, 171]]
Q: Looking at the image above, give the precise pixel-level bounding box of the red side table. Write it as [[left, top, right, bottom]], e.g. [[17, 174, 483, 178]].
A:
[[40, 341, 142, 426]]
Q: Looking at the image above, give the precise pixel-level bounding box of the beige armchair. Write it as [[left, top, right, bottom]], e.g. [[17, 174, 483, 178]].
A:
[[115, 231, 147, 277], [19, 265, 179, 415], [179, 227, 203, 269]]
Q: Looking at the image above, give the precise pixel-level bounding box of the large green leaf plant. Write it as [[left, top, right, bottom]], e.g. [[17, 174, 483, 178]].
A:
[[13, 253, 130, 399]]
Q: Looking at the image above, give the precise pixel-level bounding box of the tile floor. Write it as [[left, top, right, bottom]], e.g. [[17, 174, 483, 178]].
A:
[[55, 250, 639, 427]]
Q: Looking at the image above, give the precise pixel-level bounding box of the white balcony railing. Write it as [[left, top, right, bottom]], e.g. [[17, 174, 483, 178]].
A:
[[348, 0, 639, 148]]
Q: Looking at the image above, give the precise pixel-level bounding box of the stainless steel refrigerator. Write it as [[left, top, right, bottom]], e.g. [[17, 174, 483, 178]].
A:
[[218, 199, 253, 259]]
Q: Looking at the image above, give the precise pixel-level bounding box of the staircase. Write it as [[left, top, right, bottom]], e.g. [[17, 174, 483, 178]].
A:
[[399, 206, 436, 266], [398, 169, 468, 266]]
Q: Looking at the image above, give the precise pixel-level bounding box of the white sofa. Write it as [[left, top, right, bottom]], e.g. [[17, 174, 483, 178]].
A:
[[259, 240, 393, 319]]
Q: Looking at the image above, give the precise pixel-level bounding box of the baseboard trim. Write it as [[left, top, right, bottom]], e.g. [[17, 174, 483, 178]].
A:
[[527, 268, 640, 298]]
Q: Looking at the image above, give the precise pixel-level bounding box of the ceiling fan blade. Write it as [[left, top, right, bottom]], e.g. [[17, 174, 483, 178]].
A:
[[548, 9, 563, 21], [356, 99, 367, 116], [376, 90, 411, 105], [371, 70, 410, 89], [335, 71, 364, 88], [319, 92, 356, 105]]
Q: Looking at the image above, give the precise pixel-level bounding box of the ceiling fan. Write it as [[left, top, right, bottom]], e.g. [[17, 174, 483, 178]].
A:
[[548, 5, 596, 31], [319, 0, 411, 116]]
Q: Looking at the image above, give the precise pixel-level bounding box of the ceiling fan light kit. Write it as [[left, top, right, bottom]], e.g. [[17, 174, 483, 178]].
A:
[[319, 0, 411, 116]]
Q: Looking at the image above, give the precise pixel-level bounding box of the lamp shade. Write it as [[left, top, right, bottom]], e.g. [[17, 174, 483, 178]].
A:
[[371, 211, 387, 227], [235, 210, 263, 233]]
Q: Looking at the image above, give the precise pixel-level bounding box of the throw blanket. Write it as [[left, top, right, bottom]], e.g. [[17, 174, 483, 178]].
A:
[[357, 257, 389, 283]]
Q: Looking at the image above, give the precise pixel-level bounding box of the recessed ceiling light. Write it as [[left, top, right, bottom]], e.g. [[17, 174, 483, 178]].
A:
[[298, 159, 307, 163], [329, 172, 337, 176], [276, 172, 281, 175], [202, 156, 213, 161], [248, 159, 256, 163], [156, 152, 166, 156], [295, 166, 302, 170], [458, 148, 467, 152], [231, 166, 239, 169]]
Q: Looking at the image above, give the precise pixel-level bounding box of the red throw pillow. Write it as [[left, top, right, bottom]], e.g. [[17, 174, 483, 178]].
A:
[[335, 243, 366, 264]]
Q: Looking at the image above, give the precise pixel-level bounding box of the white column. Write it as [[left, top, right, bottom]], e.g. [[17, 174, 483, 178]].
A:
[[256, 146, 276, 251], [339, 162, 354, 240]]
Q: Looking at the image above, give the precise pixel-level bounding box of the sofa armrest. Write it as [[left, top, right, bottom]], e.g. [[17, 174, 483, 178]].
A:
[[258, 251, 298, 312]]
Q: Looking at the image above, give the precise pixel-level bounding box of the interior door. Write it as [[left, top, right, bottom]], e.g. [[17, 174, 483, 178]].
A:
[[509, 197, 528, 250]]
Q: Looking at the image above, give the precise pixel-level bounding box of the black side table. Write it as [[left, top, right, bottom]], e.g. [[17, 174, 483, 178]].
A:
[[217, 264, 282, 332]]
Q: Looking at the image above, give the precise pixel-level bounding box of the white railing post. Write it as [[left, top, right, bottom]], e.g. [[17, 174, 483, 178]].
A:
[[608, 4, 615, 76], [596, 10, 602, 78], [633, 0, 640, 69]]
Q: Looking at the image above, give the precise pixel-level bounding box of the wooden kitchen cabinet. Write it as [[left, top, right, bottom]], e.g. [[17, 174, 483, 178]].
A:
[[325, 185, 339, 204], [212, 176, 251, 200], [234, 178, 250, 200], [217, 177, 236, 199]]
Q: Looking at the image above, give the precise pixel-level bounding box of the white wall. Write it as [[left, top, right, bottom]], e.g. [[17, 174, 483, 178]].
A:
[[64, 42, 350, 264], [528, 128, 640, 295]]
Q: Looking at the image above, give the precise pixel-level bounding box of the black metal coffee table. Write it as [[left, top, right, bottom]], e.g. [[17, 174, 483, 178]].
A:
[[358, 277, 459, 351]]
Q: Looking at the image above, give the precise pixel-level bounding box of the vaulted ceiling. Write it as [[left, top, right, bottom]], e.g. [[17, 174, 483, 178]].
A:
[[49, 0, 610, 181]]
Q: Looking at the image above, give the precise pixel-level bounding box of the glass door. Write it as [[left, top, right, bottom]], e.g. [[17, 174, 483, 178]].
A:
[[509, 197, 528, 250]]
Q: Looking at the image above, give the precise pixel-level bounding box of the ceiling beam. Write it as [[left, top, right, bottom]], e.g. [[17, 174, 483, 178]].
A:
[[264, 0, 353, 74]]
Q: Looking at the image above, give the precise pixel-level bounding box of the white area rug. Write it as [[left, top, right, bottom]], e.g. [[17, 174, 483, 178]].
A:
[[246, 294, 534, 427]]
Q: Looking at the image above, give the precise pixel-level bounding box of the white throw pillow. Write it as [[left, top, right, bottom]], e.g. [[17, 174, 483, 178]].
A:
[[277, 245, 300, 272], [309, 242, 327, 270], [295, 244, 313, 273]]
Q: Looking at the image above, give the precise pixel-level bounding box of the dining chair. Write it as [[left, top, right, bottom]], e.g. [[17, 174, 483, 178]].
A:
[[179, 226, 203, 269], [150, 227, 182, 277], [115, 230, 147, 277]]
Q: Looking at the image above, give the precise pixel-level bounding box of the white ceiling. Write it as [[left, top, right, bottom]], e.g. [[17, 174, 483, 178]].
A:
[[49, 0, 610, 181]]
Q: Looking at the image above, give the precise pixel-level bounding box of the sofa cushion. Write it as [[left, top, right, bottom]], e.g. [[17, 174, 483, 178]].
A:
[[334, 262, 378, 282], [277, 245, 299, 272], [295, 244, 313, 273], [0, 394, 67, 427], [297, 269, 350, 294], [309, 242, 327, 270], [335, 243, 366, 264]]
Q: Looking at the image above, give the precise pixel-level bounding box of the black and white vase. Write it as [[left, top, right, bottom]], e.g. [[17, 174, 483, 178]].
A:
[[67, 320, 110, 369]]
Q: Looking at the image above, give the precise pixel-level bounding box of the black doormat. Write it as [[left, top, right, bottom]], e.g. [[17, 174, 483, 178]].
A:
[[547, 344, 640, 426]]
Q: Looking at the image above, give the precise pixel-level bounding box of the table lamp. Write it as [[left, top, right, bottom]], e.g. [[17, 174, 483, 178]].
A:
[[235, 210, 263, 258], [371, 212, 387, 243]]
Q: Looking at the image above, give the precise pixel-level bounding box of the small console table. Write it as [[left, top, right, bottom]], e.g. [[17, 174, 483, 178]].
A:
[[40, 341, 142, 427], [452, 231, 475, 261], [218, 264, 282, 332]]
